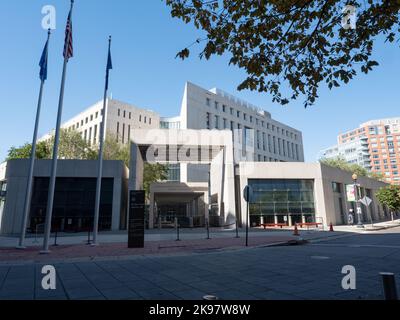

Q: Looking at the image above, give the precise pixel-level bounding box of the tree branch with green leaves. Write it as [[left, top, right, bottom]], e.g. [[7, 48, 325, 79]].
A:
[[167, 0, 400, 107]]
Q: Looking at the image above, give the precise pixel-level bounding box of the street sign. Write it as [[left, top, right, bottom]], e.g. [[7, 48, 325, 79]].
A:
[[360, 196, 372, 207], [357, 207, 362, 214], [243, 185, 253, 203]]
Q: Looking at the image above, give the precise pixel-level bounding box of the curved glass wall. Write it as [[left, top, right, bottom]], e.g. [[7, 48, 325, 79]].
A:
[[248, 179, 315, 225]]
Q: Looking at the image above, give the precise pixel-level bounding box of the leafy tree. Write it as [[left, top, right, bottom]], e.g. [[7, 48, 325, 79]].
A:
[[369, 171, 386, 182], [167, 0, 400, 107], [103, 133, 131, 167], [6, 129, 96, 161], [102, 133, 169, 200], [6, 141, 50, 160], [376, 185, 400, 218], [46, 129, 97, 160], [143, 162, 169, 200], [319, 156, 388, 180]]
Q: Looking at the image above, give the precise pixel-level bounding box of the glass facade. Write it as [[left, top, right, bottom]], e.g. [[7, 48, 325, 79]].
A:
[[166, 164, 181, 182], [248, 179, 315, 225], [29, 177, 114, 233]]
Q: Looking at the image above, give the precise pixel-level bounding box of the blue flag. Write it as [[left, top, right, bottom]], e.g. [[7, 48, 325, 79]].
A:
[[39, 39, 49, 81], [105, 46, 113, 90]]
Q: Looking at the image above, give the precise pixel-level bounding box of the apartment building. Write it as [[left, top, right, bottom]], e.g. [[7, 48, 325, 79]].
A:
[[321, 117, 400, 185]]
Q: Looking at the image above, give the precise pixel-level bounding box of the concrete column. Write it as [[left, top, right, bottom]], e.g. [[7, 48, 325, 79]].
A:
[[111, 177, 122, 231], [204, 191, 210, 221], [149, 192, 155, 229], [288, 215, 293, 227]]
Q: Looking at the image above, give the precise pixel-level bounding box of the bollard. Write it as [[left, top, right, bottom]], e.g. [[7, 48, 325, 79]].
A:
[[206, 219, 210, 240], [176, 224, 181, 242], [235, 220, 240, 238], [53, 230, 59, 247], [380, 272, 398, 300], [87, 228, 91, 245]]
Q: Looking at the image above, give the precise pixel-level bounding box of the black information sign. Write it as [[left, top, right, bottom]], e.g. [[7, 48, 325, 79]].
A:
[[128, 190, 145, 248]]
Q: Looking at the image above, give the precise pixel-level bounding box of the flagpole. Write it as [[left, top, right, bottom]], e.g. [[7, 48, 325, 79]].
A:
[[41, 0, 74, 254], [92, 36, 112, 246], [17, 30, 51, 249]]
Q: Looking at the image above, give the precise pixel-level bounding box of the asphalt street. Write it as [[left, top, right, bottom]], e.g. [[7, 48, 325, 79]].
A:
[[1, 227, 400, 300]]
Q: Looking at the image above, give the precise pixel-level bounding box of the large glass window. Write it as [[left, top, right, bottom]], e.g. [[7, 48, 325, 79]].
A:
[[248, 179, 315, 224], [30, 177, 114, 233]]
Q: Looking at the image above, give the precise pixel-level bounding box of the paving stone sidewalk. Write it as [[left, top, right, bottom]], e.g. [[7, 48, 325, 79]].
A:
[[0, 234, 295, 265]]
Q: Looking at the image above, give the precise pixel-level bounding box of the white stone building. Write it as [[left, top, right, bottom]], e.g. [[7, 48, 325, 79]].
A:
[[41, 99, 159, 146]]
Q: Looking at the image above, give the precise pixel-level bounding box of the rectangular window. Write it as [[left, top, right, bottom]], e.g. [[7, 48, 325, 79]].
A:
[[94, 125, 98, 145], [206, 113, 211, 129], [89, 127, 92, 145]]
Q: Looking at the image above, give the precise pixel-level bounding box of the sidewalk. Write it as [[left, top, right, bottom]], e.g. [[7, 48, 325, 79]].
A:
[[0, 227, 356, 266], [331, 219, 400, 232], [0, 234, 297, 265]]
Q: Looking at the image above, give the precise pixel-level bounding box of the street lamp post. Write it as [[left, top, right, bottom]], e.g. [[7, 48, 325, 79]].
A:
[[352, 173, 364, 228]]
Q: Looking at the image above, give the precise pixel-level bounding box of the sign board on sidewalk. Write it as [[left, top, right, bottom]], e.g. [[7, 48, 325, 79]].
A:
[[360, 196, 373, 207], [128, 190, 145, 249]]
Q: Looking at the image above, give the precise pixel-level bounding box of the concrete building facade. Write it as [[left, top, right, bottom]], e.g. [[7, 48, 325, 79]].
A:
[[238, 162, 388, 228], [0, 160, 128, 236], [321, 117, 400, 185], [41, 99, 159, 146]]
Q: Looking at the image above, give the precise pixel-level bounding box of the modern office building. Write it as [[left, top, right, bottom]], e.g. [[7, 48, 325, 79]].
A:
[[168, 82, 305, 184], [179, 82, 304, 163], [129, 128, 388, 230], [0, 131, 390, 236], [0, 159, 128, 236], [321, 117, 400, 185], [41, 99, 160, 145]]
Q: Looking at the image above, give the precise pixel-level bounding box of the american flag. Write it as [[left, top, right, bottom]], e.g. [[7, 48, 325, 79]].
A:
[[63, 10, 73, 60]]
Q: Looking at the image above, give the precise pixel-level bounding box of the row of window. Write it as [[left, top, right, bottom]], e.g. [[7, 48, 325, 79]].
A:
[[67, 110, 102, 132], [117, 108, 152, 125], [206, 112, 300, 160], [116, 122, 131, 144], [82, 125, 98, 146], [205, 98, 298, 140]]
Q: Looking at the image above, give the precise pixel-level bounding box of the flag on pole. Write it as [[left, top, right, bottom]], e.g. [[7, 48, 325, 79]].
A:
[[105, 42, 113, 90], [63, 7, 73, 60], [39, 35, 49, 81], [92, 36, 113, 246]]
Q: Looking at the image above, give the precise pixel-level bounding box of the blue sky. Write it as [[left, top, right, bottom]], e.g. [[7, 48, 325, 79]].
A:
[[0, 0, 399, 162]]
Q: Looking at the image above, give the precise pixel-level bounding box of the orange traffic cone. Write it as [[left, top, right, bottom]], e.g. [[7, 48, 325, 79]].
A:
[[329, 223, 334, 232], [293, 225, 300, 236]]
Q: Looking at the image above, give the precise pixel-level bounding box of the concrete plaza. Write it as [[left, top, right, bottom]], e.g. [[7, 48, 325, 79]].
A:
[[1, 226, 400, 300]]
